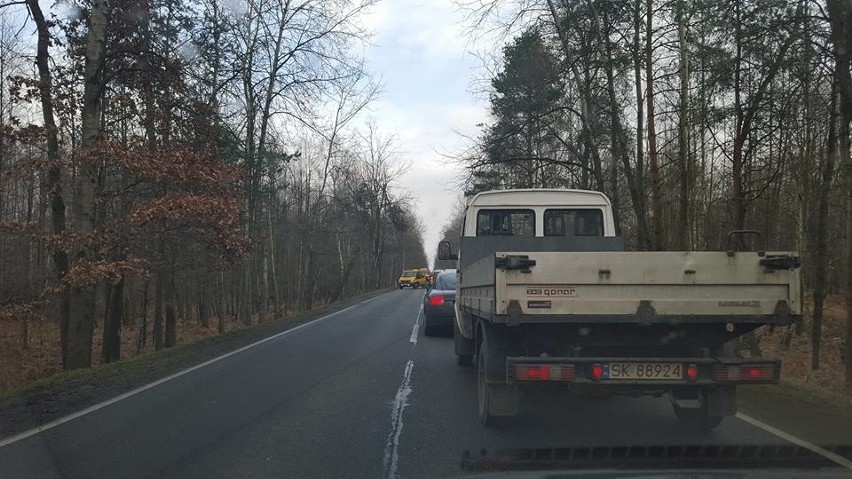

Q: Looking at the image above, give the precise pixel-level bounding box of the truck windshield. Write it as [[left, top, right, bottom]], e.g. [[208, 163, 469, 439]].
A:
[[544, 209, 604, 237], [476, 209, 535, 236], [402, 271, 415, 276]]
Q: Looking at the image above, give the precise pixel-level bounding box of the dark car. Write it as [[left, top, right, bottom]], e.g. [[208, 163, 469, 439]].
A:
[[422, 269, 457, 336]]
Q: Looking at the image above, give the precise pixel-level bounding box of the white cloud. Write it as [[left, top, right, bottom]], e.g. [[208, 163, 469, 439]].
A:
[[360, 0, 494, 266]]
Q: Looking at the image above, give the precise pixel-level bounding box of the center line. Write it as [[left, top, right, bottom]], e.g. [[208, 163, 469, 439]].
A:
[[383, 360, 414, 479], [409, 306, 422, 344], [409, 323, 419, 343]]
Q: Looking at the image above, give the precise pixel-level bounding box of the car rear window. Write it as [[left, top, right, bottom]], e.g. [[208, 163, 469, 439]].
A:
[[436, 272, 457, 290]]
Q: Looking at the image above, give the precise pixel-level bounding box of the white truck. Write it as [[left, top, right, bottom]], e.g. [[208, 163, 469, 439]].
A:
[[437, 189, 802, 429]]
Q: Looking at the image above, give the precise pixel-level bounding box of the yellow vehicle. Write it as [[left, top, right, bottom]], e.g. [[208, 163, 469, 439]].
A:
[[398, 268, 430, 289]]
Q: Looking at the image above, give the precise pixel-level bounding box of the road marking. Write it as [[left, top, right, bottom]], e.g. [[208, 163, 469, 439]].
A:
[[409, 307, 422, 344], [736, 413, 852, 470], [409, 323, 419, 344], [0, 294, 385, 449], [383, 360, 414, 479]]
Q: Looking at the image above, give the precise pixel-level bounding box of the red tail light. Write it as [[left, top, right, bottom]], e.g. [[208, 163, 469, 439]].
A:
[[515, 364, 574, 381], [590, 363, 603, 382], [687, 364, 698, 382], [713, 364, 776, 382], [428, 295, 444, 306]]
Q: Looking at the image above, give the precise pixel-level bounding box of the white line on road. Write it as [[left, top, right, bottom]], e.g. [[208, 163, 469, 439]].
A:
[[383, 360, 414, 479], [409, 306, 422, 344], [736, 413, 852, 470], [0, 293, 386, 449]]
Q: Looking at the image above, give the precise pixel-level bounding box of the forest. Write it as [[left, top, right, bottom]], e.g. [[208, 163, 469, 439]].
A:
[[435, 0, 852, 391], [0, 0, 427, 384]]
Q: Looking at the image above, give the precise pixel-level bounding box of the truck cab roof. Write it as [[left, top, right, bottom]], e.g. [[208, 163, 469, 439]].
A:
[[467, 189, 612, 207]]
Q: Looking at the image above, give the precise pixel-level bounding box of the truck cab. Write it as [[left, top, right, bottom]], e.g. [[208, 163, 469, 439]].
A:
[[439, 189, 801, 430], [461, 189, 616, 238]]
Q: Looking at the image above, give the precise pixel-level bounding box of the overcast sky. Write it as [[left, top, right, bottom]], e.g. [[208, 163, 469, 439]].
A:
[[361, 0, 490, 267]]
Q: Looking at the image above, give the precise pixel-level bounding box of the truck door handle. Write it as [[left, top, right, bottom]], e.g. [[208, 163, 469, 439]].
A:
[[495, 255, 536, 272]]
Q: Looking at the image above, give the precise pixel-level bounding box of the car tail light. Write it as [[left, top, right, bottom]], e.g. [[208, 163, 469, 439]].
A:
[[515, 364, 575, 381], [713, 364, 776, 382], [687, 364, 698, 382], [590, 363, 603, 382], [428, 296, 444, 306]]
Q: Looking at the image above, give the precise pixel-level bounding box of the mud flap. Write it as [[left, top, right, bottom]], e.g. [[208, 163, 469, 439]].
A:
[[454, 319, 474, 358], [671, 387, 737, 417], [486, 384, 519, 416], [706, 386, 737, 417]]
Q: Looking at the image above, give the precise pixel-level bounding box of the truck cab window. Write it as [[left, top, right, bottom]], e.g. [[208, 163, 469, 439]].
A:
[[544, 209, 604, 237], [476, 209, 535, 237]]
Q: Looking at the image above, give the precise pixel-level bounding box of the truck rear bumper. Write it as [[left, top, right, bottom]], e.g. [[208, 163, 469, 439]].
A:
[[505, 356, 780, 387]]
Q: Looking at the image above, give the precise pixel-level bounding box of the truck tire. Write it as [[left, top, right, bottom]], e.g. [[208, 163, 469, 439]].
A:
[[476, 330, 518, 426], [454, 320, 473, 366], [673, 401, 723, 432]]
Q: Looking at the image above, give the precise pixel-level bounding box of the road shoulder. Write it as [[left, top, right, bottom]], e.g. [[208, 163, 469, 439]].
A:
[[0, 289, 390, 441], [739, 381, 852, 446]]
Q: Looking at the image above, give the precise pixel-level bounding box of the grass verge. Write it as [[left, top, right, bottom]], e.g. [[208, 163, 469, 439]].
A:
[[739, 380, 852, 445]]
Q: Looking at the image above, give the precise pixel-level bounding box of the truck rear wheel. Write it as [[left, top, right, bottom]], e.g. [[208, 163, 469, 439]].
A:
[[673, 402, 723, 432], [476, 331, 518, 426], [454, 320, 473, 366]]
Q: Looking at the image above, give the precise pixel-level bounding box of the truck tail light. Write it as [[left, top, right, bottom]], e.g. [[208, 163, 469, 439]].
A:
[[515, 364, 574, 381], [428, 296, 444, 306], [590, 363, 603, 382], [687, 364, 698, 382], [713, 364, 776, 382]]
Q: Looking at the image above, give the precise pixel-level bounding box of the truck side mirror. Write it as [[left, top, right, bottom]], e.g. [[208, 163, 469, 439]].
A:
[[437, 240, 458, 261]]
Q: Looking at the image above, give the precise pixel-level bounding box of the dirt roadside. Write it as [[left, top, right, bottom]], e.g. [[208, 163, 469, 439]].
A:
[[739, 381, 852, 446], [0, 289, 390, 440]]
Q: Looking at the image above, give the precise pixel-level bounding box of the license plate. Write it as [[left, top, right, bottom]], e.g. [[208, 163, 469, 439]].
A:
[[604, 362, 683, 380]]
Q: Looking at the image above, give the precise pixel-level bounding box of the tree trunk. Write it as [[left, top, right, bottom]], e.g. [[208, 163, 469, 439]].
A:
[[137, 277, 149, 353], [165, 303, 177, 348], [812, 84, 839, 371], [65, 0, 109, 369], [646, 0, 664, 250], [153, 270, 164, 350], [239, 261, 252, 325], [218, 272, 228, 334], [164, 272, 177, 347], [103, 277, 124, 363], [26, 0, 70, 361], [823, 0, 852, 393], [633, 0, 645, 242], [676, 0, 691, 250], [732, 0, 746, 233], [199, 284, 210, 329]]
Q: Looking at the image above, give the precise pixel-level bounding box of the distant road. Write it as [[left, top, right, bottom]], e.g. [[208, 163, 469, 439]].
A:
[[0, 289, 823, 478]]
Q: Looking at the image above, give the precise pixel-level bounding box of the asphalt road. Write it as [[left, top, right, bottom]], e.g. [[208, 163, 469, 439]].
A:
[[0, 289, 821, 478]]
